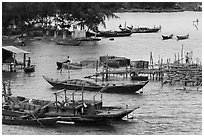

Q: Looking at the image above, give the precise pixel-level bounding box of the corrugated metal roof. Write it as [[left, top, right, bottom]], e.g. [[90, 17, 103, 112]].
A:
[[2, 46, 29, 54]]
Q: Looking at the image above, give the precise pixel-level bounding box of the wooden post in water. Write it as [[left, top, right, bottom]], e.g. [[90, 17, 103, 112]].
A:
[[150, 52, 154, 69], [23, 53, 26, 68], [125, 65, 128, 79], [150, 52, 154, 80], [64, 89, 67, 103], [13, 54, 16, 72], [67, 62, 70, 79], [102, 61, 104, 84], [181, 44, 183, 64], [100, 94, 103, 102], [82, 84, 84, 103], [54, 93, 58, 113], [95, 60, 98, 83]]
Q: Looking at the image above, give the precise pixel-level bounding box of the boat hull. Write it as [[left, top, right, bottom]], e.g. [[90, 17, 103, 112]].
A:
[[162, 34, 173, 40], [43, 76, 148, 94], [24, 65, 35, 73], [2, 116, 58, 126], [132, 28, 160, 33], [131, 76, 149, 81], [177, 34, 189, 40]]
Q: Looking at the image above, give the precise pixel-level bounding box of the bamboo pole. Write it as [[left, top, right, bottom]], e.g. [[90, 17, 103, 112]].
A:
[[181, 44, 183, 64]]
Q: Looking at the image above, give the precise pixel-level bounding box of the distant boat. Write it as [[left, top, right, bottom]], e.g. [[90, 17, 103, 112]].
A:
[[100, 31, 132, 37], [56, 40, 81, 46], [76, 37, 101, 41], [56, 61, 82, 70], [24, 65, 35, 73], [127, 26, 161, 33], [177, 34, 189, 40], [162, 34, 173, 40]]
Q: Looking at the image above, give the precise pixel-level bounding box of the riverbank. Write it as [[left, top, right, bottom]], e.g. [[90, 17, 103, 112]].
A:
[[117, 8, 184, 13]]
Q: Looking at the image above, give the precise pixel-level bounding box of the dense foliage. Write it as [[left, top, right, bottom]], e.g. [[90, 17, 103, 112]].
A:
[[2, 2, 201, 34], [2, 2, 117, 33]]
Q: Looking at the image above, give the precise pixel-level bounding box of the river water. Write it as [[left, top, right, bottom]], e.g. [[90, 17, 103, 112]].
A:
[[2, 11, 202, 135]]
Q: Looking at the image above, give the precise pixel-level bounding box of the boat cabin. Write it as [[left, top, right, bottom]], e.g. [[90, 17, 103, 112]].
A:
[[100, 55, 130, 68], [131, 60, 149, 69]]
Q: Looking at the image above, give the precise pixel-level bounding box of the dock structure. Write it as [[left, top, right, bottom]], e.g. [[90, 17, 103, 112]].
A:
[[86, 51, 202, 88], [2, 46, 30, 72]]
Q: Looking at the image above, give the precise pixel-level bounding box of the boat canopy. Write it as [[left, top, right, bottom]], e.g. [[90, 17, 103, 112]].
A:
[[2, 46, 29, 54]]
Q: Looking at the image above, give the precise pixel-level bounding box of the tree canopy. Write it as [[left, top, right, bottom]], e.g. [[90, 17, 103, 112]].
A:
[[2, 2, 118, 33]]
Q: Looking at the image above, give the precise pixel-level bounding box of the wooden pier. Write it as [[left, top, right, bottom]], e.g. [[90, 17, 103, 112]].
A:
[[85, 49, 202, 88]]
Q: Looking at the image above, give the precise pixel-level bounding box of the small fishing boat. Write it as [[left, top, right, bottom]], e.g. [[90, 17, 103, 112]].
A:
[[56, 40, 81, 46], [99, 31, 132, 37], [2, 84, 139, 125], [162, 34, 173, 40], [176, 34, 189, 40], [2, 116, 58, 126], [43, 76, 102, 91], [43, 75, 149, 94], [76, 37, 101, 41], [127, 26, 161, 33], [56, 61, 82, 70], [24, 65, 35, 73]]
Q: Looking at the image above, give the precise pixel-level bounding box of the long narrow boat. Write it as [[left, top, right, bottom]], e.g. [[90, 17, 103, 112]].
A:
[[56, 61, 82, 70], [100, 31, 132, 37], [2, 116, 58, 126], [43, 75, 148, 94], [24, 65, 35, 73], [2, 89, 139, 125], [162, 34, 173, 40], [56, 40, 81, 46], [127, 26, 161, 33], [176, 34, 189, 40]]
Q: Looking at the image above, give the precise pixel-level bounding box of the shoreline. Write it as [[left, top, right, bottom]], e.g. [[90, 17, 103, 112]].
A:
[[117, 8, 201, 13]]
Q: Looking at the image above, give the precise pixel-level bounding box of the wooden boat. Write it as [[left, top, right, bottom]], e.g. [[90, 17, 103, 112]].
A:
[[24, 65, 35, 73], [127, 26, 161, 33], [162, 34, 173, 40], [2, 86, 139, 125], [43, 75, 149, 94], [56, 61, 82, 70], [130, 72, 149, 81], [99, 31, 132, 37], [56, 40, 81, 46], [176, 34, 189, 40], [76, 37, 101, 41], [2, 116, 58, 126], [43, 76, 102, 91]]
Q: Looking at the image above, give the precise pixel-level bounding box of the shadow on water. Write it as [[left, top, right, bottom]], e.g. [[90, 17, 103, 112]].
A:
[[55, 122, 116, 134]]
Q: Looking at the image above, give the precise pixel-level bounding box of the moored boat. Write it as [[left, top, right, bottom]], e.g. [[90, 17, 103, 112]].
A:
[[162, 34, 173, 40], [130, 72, 149, 81], [99, 31, 132, 37], [176, 34, 189, 40], [56, 61, 82, 70], [56, 40, 81, 46], [2, 83, 139, 125], [43, 75, 149, 94], [76, 37, 101, 41], [24, 65, 35, 73], [2, 116, 58, 126], [127, 26, 161, 33]]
